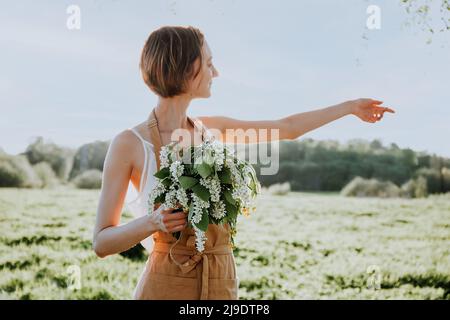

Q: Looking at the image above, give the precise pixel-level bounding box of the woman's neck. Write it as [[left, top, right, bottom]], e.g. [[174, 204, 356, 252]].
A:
[[154, 95, 193, 132]]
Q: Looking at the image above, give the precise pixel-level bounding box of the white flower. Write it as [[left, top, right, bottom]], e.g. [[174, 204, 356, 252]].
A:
[[211, 141, 225, 171], [160, 146, 171, 168], [190, 193, 209, 224], [148, 180, 166, 210], [194, 226, 206, 252], [191, 209, 202, 224], [232, 185, 251, 207], [170, 160, 184, 182], [192, 193, 210, 209], [211, 200, 226, 219], [177, 187, 189, 211], [228, 159, 244, 186], [163, 185, 178, 210], [200, 177, 221, 203]]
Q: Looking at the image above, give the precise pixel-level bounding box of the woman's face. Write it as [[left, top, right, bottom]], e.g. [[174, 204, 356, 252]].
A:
[[189, 40, 219, 98]]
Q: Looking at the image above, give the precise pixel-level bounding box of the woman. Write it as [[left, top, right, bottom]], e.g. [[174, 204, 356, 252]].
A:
[[93, 25, 395, 300]]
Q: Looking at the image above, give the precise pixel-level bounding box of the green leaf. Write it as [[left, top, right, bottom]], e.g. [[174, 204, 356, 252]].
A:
[[179, 176, 199, 190], [194, 208, 209, 232], [225, 201, 238, 221], [188, 202, 195, 222], [223, 189, 236, 206], [161, 177, 172, 187], [192, 184, 210, 202], [184, 163, 194, 175], [154, 193, 166, 204], [196, 163, 213, 179], [154, 167, 170, 179], [250, 180, 258, 196], [218, 168, 232, 184]]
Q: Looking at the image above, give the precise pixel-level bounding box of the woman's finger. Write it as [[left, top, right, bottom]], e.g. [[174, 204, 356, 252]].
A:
[[165, 219, 187, 228], [169, 224, 187, 233], [162, 207, 184, 214], [373, 106, 395, 114], [163, 211, 188, 222], [382, 107, 395, 113], [166, 221, 187, 232], [386, 108, 395, 113]]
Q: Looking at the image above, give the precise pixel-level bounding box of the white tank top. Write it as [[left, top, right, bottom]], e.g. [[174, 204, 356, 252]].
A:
[[124, 127, 158, 252]]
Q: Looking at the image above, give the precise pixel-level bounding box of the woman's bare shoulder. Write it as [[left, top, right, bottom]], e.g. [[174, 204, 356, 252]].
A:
[[113, 120, 148, 144], [112, 129, 137, 146], [107, 127, 144, 162], [128, 121, 152, 142]]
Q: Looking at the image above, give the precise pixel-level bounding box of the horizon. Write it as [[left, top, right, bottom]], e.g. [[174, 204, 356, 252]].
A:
[[3, 134, 447, 161]]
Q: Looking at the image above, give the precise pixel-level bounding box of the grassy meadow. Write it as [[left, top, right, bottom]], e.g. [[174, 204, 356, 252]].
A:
[[0, 187, 449, 300]]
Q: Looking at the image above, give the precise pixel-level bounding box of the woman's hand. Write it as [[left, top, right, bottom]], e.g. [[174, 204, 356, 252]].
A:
[[162, 207, 188, 234], [149, 205, 188, 234], [350, 98, 395, 123]]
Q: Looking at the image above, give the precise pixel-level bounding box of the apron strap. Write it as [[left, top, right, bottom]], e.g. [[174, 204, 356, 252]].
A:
[[147, 108, 162, 171], [147, 108, 207, 172]]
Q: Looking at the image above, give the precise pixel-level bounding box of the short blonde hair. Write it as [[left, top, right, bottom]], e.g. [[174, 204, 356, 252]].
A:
[[140, 25, 205, 98]]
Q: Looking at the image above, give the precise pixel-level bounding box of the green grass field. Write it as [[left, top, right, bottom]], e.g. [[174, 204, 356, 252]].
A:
[[0, 187, 449, 299]]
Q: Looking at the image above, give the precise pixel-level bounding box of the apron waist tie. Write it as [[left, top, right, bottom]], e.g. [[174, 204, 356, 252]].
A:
[[152, 241, 233, 300]]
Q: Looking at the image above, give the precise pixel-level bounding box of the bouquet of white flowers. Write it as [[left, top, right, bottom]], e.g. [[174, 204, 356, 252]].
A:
[[148, 138, 261, 252]]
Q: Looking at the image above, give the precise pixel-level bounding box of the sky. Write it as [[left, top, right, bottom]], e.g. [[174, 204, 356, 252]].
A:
[[1, 0, 449, 157]]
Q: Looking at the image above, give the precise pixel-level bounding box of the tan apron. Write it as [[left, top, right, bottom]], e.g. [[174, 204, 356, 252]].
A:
[[133, 109, 239, 300]]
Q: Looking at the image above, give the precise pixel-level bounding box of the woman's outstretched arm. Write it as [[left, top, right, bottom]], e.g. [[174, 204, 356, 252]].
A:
[[282, 98, 395, 139], [199, 99, 395, 144]]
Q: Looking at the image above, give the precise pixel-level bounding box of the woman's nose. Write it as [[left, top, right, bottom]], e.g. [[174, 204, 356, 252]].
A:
[[213, 66, 219, 78]]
